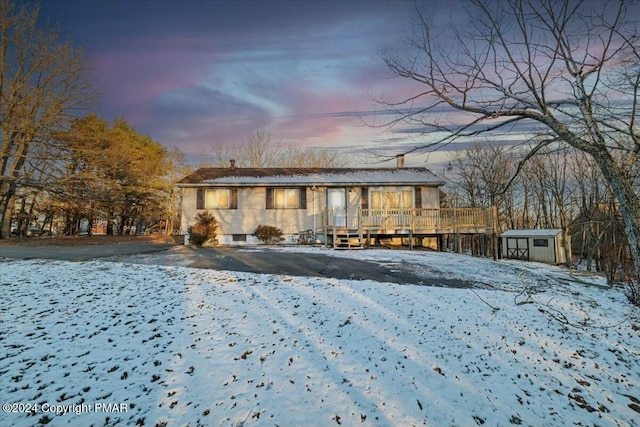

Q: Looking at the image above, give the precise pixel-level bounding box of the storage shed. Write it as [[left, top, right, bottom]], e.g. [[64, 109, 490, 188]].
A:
[[501, 229, 570, 264]]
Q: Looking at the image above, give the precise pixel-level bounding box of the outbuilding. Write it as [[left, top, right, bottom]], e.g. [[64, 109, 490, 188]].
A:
[[501, 229, 570, 265]]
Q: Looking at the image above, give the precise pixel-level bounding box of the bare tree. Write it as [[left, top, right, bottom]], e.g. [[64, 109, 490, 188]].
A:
[[521, 146, 577, 266], [448, 142, 517, 256], [0, 0, 93, 238], [211, 129, 348, 168], [569, 150, 604, 270], [159, 147, 192, 235], [382, 0, 640, 282], [450, 142, 515, 208]]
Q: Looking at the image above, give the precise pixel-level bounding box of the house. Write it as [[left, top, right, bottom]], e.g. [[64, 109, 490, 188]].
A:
[[177, 157, 496, 248], [501, 229, 571, 264]]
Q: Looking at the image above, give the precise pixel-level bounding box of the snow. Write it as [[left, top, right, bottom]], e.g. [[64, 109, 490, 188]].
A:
[[501, 229, 563, 237], [1, 248, 639, 427], [198, 169, 443, 186]]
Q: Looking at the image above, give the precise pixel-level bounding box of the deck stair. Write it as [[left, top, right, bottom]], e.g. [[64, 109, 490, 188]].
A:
[[332, 230, 364, 249]]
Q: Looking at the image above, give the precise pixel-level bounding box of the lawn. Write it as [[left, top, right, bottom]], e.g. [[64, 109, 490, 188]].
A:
[[1, 248, 638, 426]]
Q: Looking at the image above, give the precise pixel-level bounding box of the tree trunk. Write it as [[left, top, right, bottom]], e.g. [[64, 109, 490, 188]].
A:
[[0, 134, 31, 238], [106, 212, 114, 235], [166, 217, 173, 236], [118, 215, 128, 235], [562, 226, 572, 268], [87, 215, 93, 237], [0, 189, 16, 238], [593, 151, 640, 281]]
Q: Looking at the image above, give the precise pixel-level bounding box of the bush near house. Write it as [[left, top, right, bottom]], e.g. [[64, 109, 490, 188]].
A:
[[188, 213, 218, 246], [252, 225, 284, 245]]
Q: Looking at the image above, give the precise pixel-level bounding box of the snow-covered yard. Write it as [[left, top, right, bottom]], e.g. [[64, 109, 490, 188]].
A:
[[1, 248, 638, 427]]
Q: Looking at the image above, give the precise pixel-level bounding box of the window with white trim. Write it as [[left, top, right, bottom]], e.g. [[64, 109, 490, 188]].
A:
[[370, 188, 413, 209], [205, 189, 230, 208], [197, 188, 237, 209], [265, 187, 306, 209], [274, 188, 300, 208]]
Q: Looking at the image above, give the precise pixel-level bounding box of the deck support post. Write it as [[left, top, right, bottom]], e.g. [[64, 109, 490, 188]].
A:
[[492, 205, 499, 260], [409, 214, 414, 250]]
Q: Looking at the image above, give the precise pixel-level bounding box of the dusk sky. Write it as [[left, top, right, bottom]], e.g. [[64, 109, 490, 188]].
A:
[[34, 0, 478, 166]]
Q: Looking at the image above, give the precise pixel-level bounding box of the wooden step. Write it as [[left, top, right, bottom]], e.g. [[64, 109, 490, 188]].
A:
[[334, 234, 364, 249]]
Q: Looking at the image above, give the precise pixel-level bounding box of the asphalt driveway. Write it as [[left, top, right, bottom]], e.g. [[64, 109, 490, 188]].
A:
[[0, 241, 176, 261], [1, 242, 474, 287]]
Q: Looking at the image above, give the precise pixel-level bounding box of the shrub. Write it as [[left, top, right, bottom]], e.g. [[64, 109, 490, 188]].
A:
[[188, 212, 218, 246], [252, 224, 284, 245], [296, 229, 318, 245], [624, 280, 640, 307]]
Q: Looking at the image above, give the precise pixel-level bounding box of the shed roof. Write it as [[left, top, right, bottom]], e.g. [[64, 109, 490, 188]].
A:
[[501, 229, 563, 237], [177, 167, 444, 187]]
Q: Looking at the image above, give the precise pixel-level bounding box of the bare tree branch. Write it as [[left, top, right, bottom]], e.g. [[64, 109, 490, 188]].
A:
[[377, 0, 640, 282]]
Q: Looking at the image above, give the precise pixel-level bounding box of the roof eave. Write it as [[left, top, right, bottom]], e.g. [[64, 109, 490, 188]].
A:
[[176, 180, 445, 188]]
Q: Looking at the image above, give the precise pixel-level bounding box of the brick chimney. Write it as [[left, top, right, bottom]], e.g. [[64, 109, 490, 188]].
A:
[[396, 154, 405, 168]]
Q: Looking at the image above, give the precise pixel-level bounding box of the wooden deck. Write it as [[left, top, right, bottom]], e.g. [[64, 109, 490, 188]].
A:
[[360, 208, 495, 234], [324, 207, 496, 235], [322, 207, 497, 249]]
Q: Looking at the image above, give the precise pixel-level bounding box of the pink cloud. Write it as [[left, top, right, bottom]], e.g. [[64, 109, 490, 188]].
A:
[[89, 42, 209, 124]]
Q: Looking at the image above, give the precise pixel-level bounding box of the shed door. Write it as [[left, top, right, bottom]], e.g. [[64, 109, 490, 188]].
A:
[[506, 237, 529, 260]]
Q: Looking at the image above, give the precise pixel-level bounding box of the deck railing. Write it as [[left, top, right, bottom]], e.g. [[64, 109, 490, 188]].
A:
[[324, 207, 496, 233], [362, 207, 495, 231]]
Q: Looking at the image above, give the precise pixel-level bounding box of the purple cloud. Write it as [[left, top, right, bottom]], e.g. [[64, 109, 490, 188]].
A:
[[35, 0, 469, 163]]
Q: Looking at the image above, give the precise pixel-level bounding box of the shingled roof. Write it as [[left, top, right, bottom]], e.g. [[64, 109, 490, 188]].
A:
[[177, 167, 444, 187]]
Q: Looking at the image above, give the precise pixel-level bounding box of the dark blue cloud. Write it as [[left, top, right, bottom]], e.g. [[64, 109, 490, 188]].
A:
[[31, 0, 555, 163]]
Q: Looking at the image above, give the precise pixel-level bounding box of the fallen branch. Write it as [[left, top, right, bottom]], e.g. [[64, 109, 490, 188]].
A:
[[515, 271, 534, 306], [541, 297, 635, 330], [470, 289, 500, 312]]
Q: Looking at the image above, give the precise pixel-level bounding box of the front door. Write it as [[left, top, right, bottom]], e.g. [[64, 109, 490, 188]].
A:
[[327, 188, 346, 228]]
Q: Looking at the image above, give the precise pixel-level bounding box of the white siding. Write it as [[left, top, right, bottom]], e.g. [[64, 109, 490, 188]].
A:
[[421, 187, 440, 209], [182, 187, 326, 244], [529, 237, 557, 264], [501, 230, 570, 264], [182, 184, 443, 245]]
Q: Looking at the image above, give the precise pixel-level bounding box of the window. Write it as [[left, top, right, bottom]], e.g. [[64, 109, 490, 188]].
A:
[[196, 188, 237, 209], [232, 234, 247, 242], [266, 188, 306, 209], [206, 189, 230, 208], [370, 188, 413, 209], [275, 188, 299, 208], [533, 239, 549, 247]]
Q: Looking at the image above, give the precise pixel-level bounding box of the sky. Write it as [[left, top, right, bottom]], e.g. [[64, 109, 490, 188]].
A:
[[33, 0, 463, 167], [29, 0, 636, 169]]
